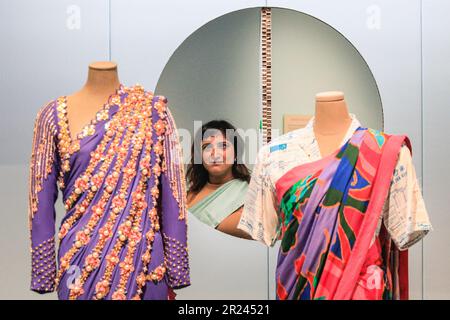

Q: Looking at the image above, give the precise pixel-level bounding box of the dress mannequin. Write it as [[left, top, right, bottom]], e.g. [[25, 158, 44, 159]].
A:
[[236, 89, 432, 300], [65, 61, 122, 141], [28, 62, 191, 299], [313, 91, 353, 158]]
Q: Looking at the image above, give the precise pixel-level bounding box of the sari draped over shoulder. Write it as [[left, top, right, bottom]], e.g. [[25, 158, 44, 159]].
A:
[[274, 127, 410, 300], [189, 179, 248, 228]]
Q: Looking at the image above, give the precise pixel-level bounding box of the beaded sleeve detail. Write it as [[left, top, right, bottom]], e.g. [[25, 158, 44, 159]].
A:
[[28, 101, 58, 228]]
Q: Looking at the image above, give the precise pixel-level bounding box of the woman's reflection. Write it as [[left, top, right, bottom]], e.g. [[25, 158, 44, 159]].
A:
[[186, 120, 252, 239]]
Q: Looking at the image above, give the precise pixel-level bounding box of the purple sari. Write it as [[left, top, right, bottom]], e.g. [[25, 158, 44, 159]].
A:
[[28, 84, 190, 300]]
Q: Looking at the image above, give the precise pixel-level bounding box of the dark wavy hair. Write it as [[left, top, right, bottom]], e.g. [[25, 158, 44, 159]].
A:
[[186, 120, 251, 193]]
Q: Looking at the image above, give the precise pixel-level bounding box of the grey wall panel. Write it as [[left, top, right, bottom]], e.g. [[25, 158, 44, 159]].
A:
[[267, 0, 424, 299], [422, 0, 450, 300], [110, 0, 265, 90], [181, 217, 267, 299], [0, 0, 110, 165], [0, 0, 110, 299]]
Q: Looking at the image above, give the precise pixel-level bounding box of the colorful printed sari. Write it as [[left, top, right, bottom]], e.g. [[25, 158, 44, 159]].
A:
[[274, 127, 410, 300], [28, 84, 190, 300]]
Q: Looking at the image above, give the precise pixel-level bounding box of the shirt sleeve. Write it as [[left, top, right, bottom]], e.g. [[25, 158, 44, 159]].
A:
[[382, 143, 433, 251], [28, 101, 59, 293], [237, 146, 279, 247], [157, 97, 190, 290]]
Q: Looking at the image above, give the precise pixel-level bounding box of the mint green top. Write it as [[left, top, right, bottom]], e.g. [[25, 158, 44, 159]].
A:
[[189, 179, 249, 228]]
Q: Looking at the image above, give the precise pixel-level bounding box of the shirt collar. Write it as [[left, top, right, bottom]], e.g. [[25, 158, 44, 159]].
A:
[[304, 113, 362, 158]]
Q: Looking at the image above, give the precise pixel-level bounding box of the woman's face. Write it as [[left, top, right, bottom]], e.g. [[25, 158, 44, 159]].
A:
[[201, 133, 235, 178]]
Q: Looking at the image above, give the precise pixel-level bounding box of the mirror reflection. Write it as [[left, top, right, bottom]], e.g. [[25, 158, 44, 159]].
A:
[[186, 121, 252, 239]]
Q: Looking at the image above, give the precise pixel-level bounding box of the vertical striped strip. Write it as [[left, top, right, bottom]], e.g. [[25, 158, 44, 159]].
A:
[[261, 7, 272, 144]]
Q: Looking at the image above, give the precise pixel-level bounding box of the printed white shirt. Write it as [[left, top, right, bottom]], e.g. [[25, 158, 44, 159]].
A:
[[237, 114, 432, 250]]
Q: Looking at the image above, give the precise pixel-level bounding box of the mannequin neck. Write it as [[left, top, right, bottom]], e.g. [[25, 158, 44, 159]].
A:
[[314, 91, 352, 135], [82, 61, 121, 96]]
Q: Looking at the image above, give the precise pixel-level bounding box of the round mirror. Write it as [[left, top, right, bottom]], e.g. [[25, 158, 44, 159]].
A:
[[155, 7, 383, 299]]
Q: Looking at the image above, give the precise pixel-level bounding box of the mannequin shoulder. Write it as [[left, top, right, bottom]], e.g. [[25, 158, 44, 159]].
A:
[[34, 99, 58, 126]]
